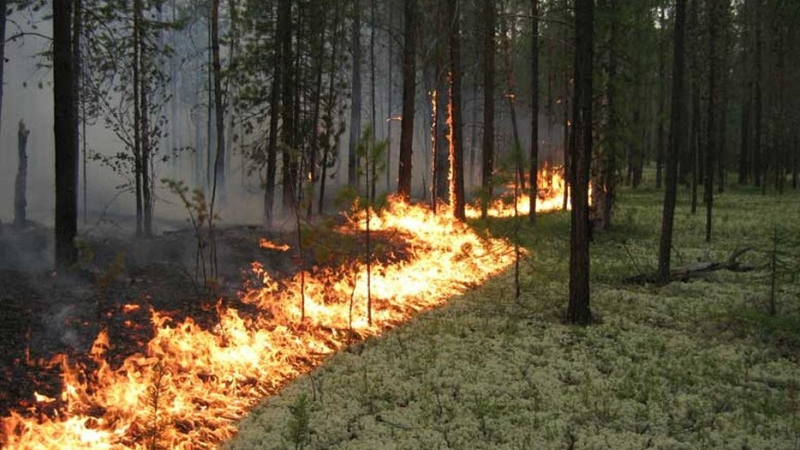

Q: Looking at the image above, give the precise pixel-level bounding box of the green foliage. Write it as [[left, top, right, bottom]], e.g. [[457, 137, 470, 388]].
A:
[[162, 178, 220, 293], [145, 360, 169, 450], [283, 393, 312, 450]]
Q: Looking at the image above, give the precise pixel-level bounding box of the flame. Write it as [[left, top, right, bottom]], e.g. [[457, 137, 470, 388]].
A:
[[259, 239, 290, 252], [1, 197, 515, 449], [466, 165, 575, 218]]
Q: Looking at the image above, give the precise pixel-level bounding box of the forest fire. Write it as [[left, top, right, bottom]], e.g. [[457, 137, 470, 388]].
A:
[[1, 198, 515, 450], [465, 165, 570, 218]]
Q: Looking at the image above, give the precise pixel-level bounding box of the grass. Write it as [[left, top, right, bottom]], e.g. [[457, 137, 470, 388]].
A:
[[224, 177, 800, 450]]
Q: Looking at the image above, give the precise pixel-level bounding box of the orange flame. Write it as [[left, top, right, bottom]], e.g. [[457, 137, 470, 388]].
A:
[[1, 197, 515, 449], [466, 165, 574, 218]]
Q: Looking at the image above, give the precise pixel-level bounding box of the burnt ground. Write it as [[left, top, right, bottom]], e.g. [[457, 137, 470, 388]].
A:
[[0, 217, 412, 420]]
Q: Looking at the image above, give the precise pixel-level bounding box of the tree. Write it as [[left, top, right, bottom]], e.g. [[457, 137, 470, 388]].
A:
[[480, 0, 495, 219], [567, 0, 593, 325], [447, 0, 465, 221], [658, 0, 687, 283], [397, 0, 416, 199], [528, 0, 539, 223], [348, 0, 362, 189], [54, 0, 78, 269]]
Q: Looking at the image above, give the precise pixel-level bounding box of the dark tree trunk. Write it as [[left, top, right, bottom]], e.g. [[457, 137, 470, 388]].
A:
[[704, 0, 719, 243], [279, 0, 296, 213], [0, 0, 6, 143], [211, 0, 226, 204], [753, 0, 763, 188], [658, 0, 687, 283], [656, 5, 666, 189], [432, 51, 450, 207], [14, 121, 30, 227], [567, 0, 593, 326], [137, 0, 152, 238], [348, 1, 362, 188], [448, 0, 465, 221], [132, 0, 143, 237], [318, 7, 343, 215], [54, 0, 78, 269], [397, 0, 416, 199], [529, 0, 539, 223], [265, 0, 287, 227], [481, 0, 495, 218]]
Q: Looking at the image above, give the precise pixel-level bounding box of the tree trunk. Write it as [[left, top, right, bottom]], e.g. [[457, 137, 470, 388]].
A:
[[138, 0, 152, 238], [753, 0, 763, 188], [447, 0, 465, 221], [348, 1, 362, 188], [656, 5, 666, 189], [279, 0, 296, 213], [657, 0, 687, 283], [432, 50, 450, 207], [132, 0, 143, 237], [567, 0, 593, 325], [14, 121, 30, 227], [704, 0, 719, 243], [211, 0, 226, 204], [529, 0, 539, 223], [264, 0, 286, 227], [397, 0, 416, 199], [481, 0, 495, 218], [54, 0, 78, 269], [0, 0, 6, 162]]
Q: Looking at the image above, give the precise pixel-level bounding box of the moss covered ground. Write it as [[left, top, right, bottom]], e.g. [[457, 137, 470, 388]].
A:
[[224, 180, 800, 450]]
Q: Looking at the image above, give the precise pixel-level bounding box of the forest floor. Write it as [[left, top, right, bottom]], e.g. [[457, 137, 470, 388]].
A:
[[224, 181, 800, 450], [0, 213, 411, 420]]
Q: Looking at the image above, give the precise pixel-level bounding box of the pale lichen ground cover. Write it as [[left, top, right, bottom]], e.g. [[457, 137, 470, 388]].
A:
[[225, 184, 800, 450]]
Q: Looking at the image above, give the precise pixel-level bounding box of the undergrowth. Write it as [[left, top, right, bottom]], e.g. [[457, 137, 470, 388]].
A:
[[225, 177, 800, 450]]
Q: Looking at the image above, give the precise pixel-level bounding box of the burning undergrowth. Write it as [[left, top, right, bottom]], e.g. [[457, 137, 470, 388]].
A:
[[0, 197, 516, 449]]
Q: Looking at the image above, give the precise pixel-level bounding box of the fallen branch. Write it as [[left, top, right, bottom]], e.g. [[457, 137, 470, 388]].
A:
[[625, 247, 758, 284]]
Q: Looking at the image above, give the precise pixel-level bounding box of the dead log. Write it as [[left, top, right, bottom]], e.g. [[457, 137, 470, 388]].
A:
[[626, 247, 758, 284], [14, 120, 30, 227]]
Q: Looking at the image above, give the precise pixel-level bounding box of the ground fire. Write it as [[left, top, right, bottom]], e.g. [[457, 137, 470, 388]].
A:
[[1, 171, 568, 449]]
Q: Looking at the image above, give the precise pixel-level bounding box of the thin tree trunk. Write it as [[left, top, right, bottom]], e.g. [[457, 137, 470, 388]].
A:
[[397, 0, 416, 199], [658, 0, 687, 283], [567, 0, 593, 325], [529, 0, 539, 223], [0, 0, 6, 146], [348, 1, 362, 188], [704, 0, 718, 243], [14, 121, 30, 227], [133, 0, 143, 237], [211, 0, 226, 204], [481, 0, 495, 218], [265, 0, 286, 227], [279, 0, 296, 213], [656, 5, 666, 189]]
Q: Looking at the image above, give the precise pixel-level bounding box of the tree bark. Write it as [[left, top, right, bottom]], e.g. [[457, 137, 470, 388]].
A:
[[211, 0, 226, 204], [567, 0, 593, 325], [447, 0, 465, 221], [14, 121, 30, 227], [481, 0, 495, 218], [279, 0, 296, 213], [397, 0, 416, 199], [705, 0, 719, 243], [348, 0, 362, 188], [528, 0, 539, 223], [657, 0, 687, 283], [54, 0, 78, 269]]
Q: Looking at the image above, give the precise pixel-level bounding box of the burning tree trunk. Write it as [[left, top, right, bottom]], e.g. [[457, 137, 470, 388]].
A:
[[447, 0, 465, 221], [14, 120, 30, 228], [54, 0, 78, 269], [397, 0, 416, 199], [567, 0, 593, 325]]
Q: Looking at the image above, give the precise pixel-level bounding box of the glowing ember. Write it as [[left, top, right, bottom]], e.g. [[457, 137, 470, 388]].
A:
[[1, 197, 515, 449], [466, 165, 573, 218], [258, 239, 290, 252]]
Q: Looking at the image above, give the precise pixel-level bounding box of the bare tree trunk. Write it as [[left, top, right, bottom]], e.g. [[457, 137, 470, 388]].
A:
[[658, 0, 687, 283], [279, 0, 296, 213], [447, 0, 465, 221], [14, 121, 30, 227], [704, 0, 719, 243], [480, 0, 495, 218], [264, 0, 286, 227], [348, 1, 362, 189], [529, 0, 539, 223], [210, 0, 226, 204], [54, 0, 78, 269], [397, 0, 416, 199], [567, 0, 593, 325], [133, 0, 143, 237]]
